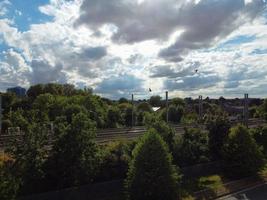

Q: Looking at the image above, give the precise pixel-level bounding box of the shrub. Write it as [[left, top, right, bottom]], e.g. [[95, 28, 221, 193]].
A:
[[97, 140, 136, 181], [222, 124, 265, 177], [125, 130, 180, 200]]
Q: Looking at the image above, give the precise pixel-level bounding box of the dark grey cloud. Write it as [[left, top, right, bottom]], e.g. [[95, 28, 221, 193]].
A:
[[159, 0, 266, 62], [95, 74, 144, 99], [76, 0, 265, 62], [165, 74, 221, 91], [78, 46, 107, 61], [150, 62, 200, 78], [76, 0, 180, 43], [30, 60, 67, 84]]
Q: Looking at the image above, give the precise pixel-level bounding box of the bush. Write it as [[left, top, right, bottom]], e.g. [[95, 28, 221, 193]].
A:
[[222, 124, 265, 177], [173, 128, 210, 167], [125, 130, 180, 200], [97, 140, 136, 181], [0, 162, 20, 200]]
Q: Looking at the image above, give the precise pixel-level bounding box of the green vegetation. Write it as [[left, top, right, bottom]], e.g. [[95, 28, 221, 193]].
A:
[[173, 128, 210, 167], [1, 83, 267, 199], [44, 113, 100, 189], [207, 115, 230, 160], [222, 124, 265, 177], [125, 130, 180, 200]]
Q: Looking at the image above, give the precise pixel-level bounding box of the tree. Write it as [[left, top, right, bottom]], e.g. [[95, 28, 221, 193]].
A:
[[137, 102, 152, 112], [44, 113, 101, 189], [27, 84, 44, 99], [207, 116, 230, 160], [119, 97, 129, 104], [144, 113, 175, 150], [149, 95, 162, 107], [166, 105, 184, 123], [173, 128, 210, 167], [124, 107, 136, 127], [252, 125, 267, 157], [223, 124, 265, 177], [125, 130, 180, 200], [171, 98, 185, 107], [6, 122, 50, 195], [107, 106, 121, 128]]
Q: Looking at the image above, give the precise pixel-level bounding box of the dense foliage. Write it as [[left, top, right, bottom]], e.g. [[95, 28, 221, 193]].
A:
[[1, 84, 267, 199], [207, 115, 230, 160], [173, 128, 210, 167], [222, 124, 265, 177], [44, 113, 101, 189], [125, 130, 180, 200]]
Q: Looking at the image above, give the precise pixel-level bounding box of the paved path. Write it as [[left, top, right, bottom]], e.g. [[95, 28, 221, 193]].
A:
[[217, 183, 267, 200]]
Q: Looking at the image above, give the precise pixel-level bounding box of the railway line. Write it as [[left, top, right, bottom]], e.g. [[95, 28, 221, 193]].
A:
[[0, 119, 266, 149]]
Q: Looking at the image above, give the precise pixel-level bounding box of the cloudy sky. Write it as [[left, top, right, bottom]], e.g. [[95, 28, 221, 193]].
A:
[[0, 0, 267, 99]]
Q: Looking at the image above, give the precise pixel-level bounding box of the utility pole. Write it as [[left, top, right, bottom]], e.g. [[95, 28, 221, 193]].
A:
[[166, 91, 169, 123], [0, 95, 2, 134], [132, 94, 134, 127], [243, 93, 249, 127], [199, 95, 203, 123]]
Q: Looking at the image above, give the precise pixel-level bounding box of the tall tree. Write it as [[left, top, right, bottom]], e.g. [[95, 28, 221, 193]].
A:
[[44, 113, 101, 189], [207, 116, 230, 160], [223, 124, 265, 177], [125, 130, 180, 200]]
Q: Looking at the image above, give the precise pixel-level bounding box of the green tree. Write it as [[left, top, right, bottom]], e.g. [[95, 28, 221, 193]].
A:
[[44, 113, 101, 189], [125, 130, 180, 200], [223, 124, 265, 177], [149, 95, 162, 107], [137, 102, 152, 112], [119, 97, 129, 104], [207, 116, 230, 160], [124, 107, 136, 127], [6, 122, 49, 195], [107, 106, 121, 128], [166, 105, 184, 123], [27, 84, 44, 99], [144, 113, 175, 150], [171, 98, 185, 107], [173, 128, 210, 167], [252, 125, 267, 157]]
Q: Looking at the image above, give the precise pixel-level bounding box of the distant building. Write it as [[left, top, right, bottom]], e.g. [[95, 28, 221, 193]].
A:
[[7, 86, 26, 97]]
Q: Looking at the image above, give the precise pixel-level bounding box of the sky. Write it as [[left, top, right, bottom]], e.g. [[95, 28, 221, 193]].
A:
[[0, 0, 267, 99]]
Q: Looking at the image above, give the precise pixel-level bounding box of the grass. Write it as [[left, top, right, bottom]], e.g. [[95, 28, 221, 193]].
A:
[[258, 163, 267, 180], [181, 174, 225, 200], [0, 152, 13, 166]]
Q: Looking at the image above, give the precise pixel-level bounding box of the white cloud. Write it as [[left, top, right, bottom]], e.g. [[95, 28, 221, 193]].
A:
[[0, 0, 267, 98]]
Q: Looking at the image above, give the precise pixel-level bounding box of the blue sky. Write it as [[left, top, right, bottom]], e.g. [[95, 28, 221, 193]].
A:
[[0, 0, 267, 99]]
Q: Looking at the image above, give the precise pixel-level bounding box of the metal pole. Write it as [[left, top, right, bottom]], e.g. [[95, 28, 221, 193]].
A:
[[132, 94, 134, 127], [166, 91, 168, 123], [244, 93, 248, 127], [199, 95, 203, 122]]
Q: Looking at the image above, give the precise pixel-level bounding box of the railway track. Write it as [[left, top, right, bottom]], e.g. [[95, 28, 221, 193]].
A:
[[0, 119, 266, 149]]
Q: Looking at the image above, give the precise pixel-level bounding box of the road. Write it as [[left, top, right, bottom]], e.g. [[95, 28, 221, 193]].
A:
[[217, 183, 267, 200]]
